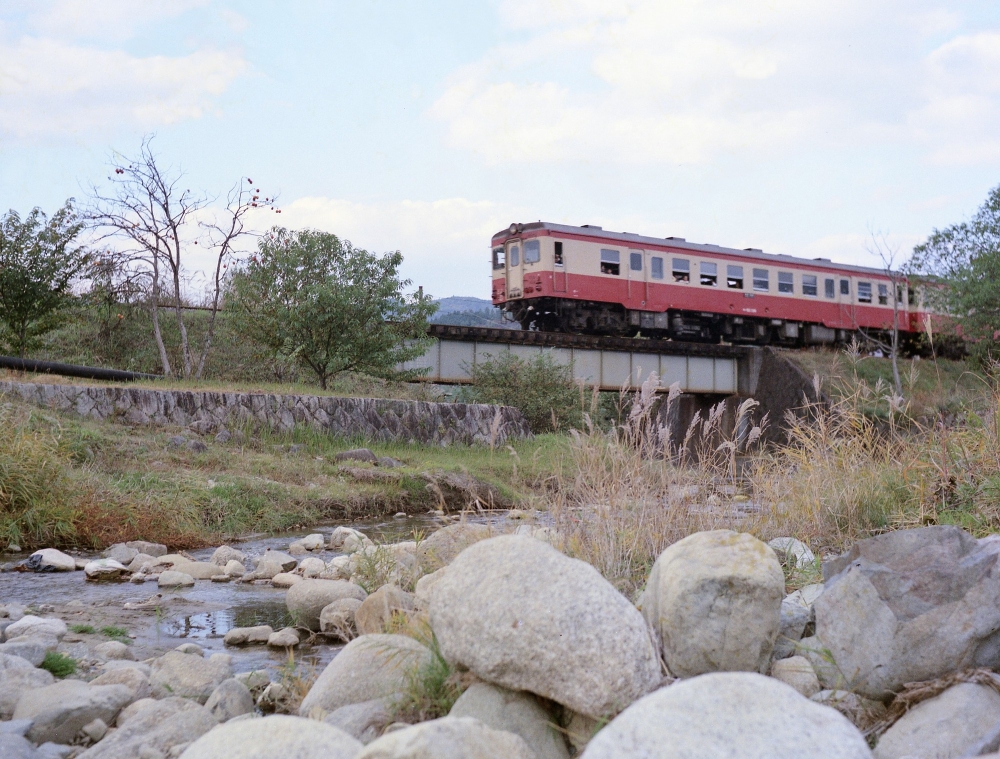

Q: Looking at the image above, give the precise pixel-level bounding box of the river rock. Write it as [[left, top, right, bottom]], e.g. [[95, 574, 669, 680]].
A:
[[82, 717, 108, 742], [179, 714, 362, 759], [640, 530, 784, 678], [773, 598, 813, 660], [77, 696, 218, 759], [413, 567, 447, 610], [320, 598, 364, 639], [292, 534, 326, 552], [14, 680, 132, 744], [125, 540, 167, 557], [272, 572, 302, 588], [356, 715, 535, 758], [816, 525, 1000, 698], [300, 557, 326, 577], [770, 656, 820, 697], [159, 570, 196, 588], [417, 523, 492, 571], [0, 636, 55, 666], [450, 682, 570, 759], [172, 560, 223, 580], [0, 652, 54, 719], [768, 537, 816, 568], [0, 734, 36, 759], [150, 650, 233, 703], [258, 549, 298, 572], [224, 559, 246, 577], [430, 535, 661, 719], [299, 634, 432, 717], [235, 670, 271, 697], [329, 526, 372, 554], [267, 628, 300, 648], [85, 559, 130, 582], [104, 544, 139, 566], [211, 546, 245, 566], [205, 678, 255, 722], [873, 682, 1000, 759], [5, 616, 67, 641], [127, 554, 158, 572], [581, 672, 872, 758], [93, 640, 133, 660], [26, 548, 76, 572], [90, 666, 151, 703], [224, 626, 274, 646], [287, 579, 368, 631], [356, 585, 415, 635], [324, 699, 394, 744]]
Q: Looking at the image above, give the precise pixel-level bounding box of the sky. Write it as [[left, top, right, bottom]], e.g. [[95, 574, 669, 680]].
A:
[[2, 0, 1000, 300]]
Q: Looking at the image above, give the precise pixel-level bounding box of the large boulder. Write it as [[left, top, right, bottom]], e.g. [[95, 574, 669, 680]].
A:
[[429, 535, 661, 719], [150, 650, 234, 703], [85, 558, 131, 582], [77, 697, 218, 759], [211, 545, 246, 566], [355, 585, 415, 635], [180, 714, 362, 758], [0, 652, 54, 718], [640, 530, 784, 678], [581, 672, 873, 758], [299, 634, 432, 717], [355, 716, 535, 759], [13, 679, 132, 745], [873, 682, 1000, 759], [329, 526, 372, 554], [4, 615, 67, 641], [287, 579, 367, 631], [90, 666, 152, 703], [450, 682, 570, 759], [816, 526, 1000, 698], [25, 548, 76, 572], [416, 523, 491, 571]]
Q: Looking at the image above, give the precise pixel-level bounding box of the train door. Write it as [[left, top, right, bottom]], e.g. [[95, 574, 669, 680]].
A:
[[506, 240, 523, 298], [552, 240, 567, 292], [627, 249, 643, 305], [646, 252, 667, 308]]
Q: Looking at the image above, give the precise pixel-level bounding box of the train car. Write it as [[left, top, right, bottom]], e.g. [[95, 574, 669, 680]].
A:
[[491, 222, 929, 347]]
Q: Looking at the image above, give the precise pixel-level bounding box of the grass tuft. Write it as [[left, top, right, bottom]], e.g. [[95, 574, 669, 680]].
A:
[[69, 623, 95, 634], [41, 651, 77, 678]]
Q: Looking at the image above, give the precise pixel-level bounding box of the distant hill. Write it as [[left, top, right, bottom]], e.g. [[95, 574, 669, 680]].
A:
[[430, 296, 518, 329]]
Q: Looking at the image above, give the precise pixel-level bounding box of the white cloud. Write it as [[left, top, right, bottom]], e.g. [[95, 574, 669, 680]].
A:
[[431, 0, 1000, 166], [29, 0, 210, 41], [0, 37, 246, 138]]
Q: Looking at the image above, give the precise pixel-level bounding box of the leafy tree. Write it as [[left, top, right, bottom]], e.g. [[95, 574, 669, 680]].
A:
[[0, 201, 88, 357], [227, 227, 437, 388], [462, 351, 583, 433], [910, 184, 1000, 364]]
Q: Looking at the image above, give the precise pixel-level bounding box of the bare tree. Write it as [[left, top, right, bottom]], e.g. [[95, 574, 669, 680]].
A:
[[865, 228, 905, 398], [86, 136, 276, 378]]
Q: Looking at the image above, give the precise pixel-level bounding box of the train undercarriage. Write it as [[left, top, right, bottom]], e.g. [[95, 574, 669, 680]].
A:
[[502, 296, 917, 351]]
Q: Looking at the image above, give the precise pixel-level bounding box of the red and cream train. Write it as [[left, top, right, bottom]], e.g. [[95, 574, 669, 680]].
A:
[[491, 222, 929, 347]]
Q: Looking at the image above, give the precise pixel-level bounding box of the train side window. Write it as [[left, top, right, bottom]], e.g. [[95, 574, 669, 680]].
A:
[[651, 256, 664, 280], [908, 286, 916, 306], [600, 249, 620, 276], [878, 283, 888, 305], [753, 268, 769, 291], [778, 271, 794, 293], [700, 261, 718, 286], [802, 274, 818, 296], [672, 258, 690, 282], [897, 285, 904, 304], [630, 251, 643, 271], [492, 247, 505, 270], [554, 241, 564, 266], [858, 282, 872, 303], [824, 278, 835, 298], [524, 240, 540, 264], [509, 245, 520, 267], [726, 265, 744, 289], [840, 279, 850, 296]]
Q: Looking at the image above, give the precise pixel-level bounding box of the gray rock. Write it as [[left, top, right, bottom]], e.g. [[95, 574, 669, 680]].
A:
[[93, 641, 133, 660], [257, 549, 298, 572], [85, 559, 130, 582], [816, 526, 1000, 698], [125, 541, 168, 558], [169, 561, 223, 580], [13, 680, 132, 745], [223, 626, 273, 646], [26, 549, 76, 572], [36, 743, 75, 759], [187, 439, 207, 453], [413, 567, 448, 610], [169, 435, 187, 447], [416, 523, 492, 571], [299, 634, 431, 717], [430, 535, 661, 719], [0, 652, 55, 718], [785, 583, 825, 610], [320, 598, 363, 640], [5, 616, 67, 641], [582, 672, 872, 758], [76, 697, 218, 759], [770, 656, 821, 698], [267, 628, 300, 648], [90, 666, 151, 703], [873, 683, 1000, 759], [158, 571, 195, 588], [234, 670, 271, 697], [0, 734, 37, 759], [115, 697, 157, 727], [324, 699, 394, 744], [299, 557, 326, 577], [810, 690, 887, 730], [0, 718, 33, 736], [271, 572, 301, 588], [0, 636, 55, 667], [215, 429, 232, 444], [328, 527, 372, 554], [104, 544, 139, 566], [204, 679, 255, 722], [450, 682, 570, 759], [286, 579, 367, 631], [640, 530, 784, 678], [179, 714, 362, 758], [355, 586, 415, 636], [149, 650, 233, 703], [82, 717, 108, 743], [768, 537, 816, 568], [224, 560, 245, 577], [773, 599, 813, 660], [335, 448, 378, 463], [210, 546, 245, 567], [355, 715, 535, 758]]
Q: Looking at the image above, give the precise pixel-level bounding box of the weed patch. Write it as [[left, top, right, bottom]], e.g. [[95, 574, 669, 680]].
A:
[[41, 651, 77, 678]]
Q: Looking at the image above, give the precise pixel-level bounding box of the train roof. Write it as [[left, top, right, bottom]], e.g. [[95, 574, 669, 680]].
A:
[[492, 221, 891, 277]]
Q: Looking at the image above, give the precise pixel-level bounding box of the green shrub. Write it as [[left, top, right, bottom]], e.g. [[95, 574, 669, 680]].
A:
[[41, 651, 77, 678], [461, 352, 583, 433], [69, 624, 95, 634]]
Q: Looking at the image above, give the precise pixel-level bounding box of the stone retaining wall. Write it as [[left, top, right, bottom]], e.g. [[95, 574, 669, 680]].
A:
[[0, 380, 531, 446]]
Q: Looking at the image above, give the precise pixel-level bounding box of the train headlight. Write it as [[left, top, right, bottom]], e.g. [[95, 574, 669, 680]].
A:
[[508, 223, 522, 235]]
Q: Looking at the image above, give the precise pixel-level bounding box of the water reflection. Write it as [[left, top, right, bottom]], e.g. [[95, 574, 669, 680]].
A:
[[162, 601, 292, 639]]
